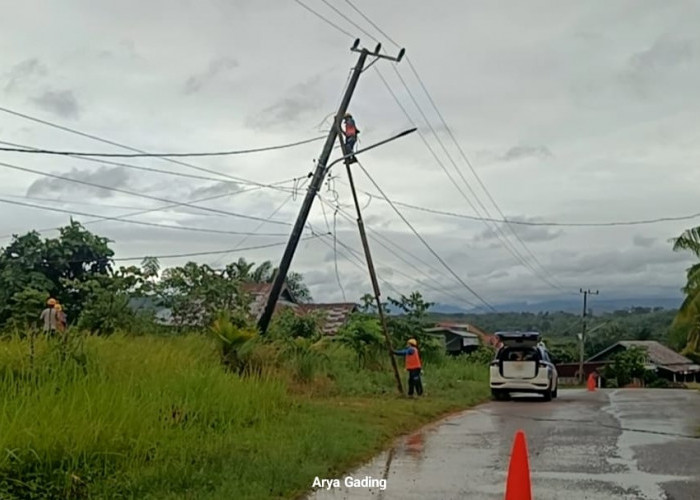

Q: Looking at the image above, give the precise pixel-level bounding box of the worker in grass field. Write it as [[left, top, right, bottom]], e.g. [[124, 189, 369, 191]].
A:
[[55, 303, 67, 333], [39, 297, 59, 335], [393, 338, 423, 397]]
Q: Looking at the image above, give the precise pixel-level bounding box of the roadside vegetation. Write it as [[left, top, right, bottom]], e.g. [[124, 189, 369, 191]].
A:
[[3, 219, 699, 497], [0, 221, 489, 499]]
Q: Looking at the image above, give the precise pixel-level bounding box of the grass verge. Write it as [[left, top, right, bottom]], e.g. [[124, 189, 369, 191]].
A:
[[0, 334, 488, 499]]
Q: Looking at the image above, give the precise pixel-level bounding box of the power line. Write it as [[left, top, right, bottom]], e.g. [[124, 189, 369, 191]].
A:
[[380, 65, 564, 293], [0, 106, 313, 193], [210, 177, 311, 267], [0, 140, 256, 185], [317, 193, 479, 308], [0, 178, 298, 240], [316, 180, 347, 301], [339, 1, 568, 293], [332, 180, 700, 227], [343, 0, 400, 47], [404, 56, 568, 290], [318, 0, 379, 43], [0, 197, 291, 239], [0, 159, 292, 226], [113, 235, 325, 262], [293, 0, 354, 38], [355, 160, 496, 312], [0, 136, 326, 158]]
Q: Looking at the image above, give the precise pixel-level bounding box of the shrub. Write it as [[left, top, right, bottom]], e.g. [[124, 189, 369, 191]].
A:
[[335, 313, 385, 370], [209, 310, 259, 375], [463, 345, 496, 365]]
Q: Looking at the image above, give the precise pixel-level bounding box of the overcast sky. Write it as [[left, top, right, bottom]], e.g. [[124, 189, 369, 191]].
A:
[[1, 0, 699, 311]]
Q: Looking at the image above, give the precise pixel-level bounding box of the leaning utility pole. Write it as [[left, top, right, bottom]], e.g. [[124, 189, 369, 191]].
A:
[[579, 288, 599, 384], [340, 137, 404, 395], [257, 39, 405, 335]]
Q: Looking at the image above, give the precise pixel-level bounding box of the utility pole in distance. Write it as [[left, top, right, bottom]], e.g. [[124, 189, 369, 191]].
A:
[[257, 39, 406, 335], [578, 288, 599, 384]]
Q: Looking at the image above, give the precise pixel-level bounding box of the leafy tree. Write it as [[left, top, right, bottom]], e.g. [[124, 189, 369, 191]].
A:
[[386, 291, 443, 363], [603, 346, 647, 387], [267, 308, 324, 341], [336, 313, 385, 369], [156, 262, 250, 328], [0, 220, 115, 328]]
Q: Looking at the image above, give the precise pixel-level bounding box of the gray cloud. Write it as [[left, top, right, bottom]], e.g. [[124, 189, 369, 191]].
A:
[[500, 145, 552, 162], [26, 166, 130, 199], [633, 234, 655, 248], [31, 89, 81, 119], [4, 58, 47, 93], [629, 37, 695, 74], [188, 180, 242, 199], [184, 57, 239, 94], [245, 75, 324, 129], [1, 0, 698, 310], [476, 218, 563, 244]]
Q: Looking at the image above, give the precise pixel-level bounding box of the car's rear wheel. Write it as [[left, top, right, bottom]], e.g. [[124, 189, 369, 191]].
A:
[[491, 389, 509, 401], [541, 384, 552, 402]]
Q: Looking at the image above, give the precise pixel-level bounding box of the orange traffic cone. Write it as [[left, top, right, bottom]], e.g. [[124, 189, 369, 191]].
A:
[[587, 373, 596, 392], [504, 430, 532, 500]]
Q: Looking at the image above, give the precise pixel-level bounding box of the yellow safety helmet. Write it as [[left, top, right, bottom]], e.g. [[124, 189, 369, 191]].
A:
[[47, 298, 57, 306], [407, 338, 417, 346]]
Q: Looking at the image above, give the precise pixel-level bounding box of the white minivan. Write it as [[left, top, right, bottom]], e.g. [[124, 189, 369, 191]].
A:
[[489, 331, 558, 401]]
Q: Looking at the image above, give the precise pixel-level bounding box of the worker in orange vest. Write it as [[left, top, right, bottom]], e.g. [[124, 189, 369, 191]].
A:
[[393, 338, 423, 396], [342, 112, 360, 164]]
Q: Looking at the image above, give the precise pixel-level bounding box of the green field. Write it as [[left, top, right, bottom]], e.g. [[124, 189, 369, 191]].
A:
[[0, 333, 488, 499]]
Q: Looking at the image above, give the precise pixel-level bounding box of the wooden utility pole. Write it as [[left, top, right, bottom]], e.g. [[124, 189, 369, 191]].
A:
[[257, 39, 405, 335], [579, 288, 599, 384]]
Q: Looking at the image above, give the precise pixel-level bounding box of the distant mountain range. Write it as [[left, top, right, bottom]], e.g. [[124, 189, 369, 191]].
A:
[[429, 296, 683, 315]]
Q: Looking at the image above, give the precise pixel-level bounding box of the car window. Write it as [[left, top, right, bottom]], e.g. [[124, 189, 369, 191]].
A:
[[497, 347, 539, 361]]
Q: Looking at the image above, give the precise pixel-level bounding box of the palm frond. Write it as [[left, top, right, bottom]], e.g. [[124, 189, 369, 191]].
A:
[[672, 226, 700, 257]]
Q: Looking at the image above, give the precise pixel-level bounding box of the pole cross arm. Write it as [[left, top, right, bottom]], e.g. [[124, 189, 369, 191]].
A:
[[351, 38, 406, 62]]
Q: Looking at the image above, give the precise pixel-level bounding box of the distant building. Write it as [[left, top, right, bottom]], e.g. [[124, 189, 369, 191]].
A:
[[242, 282, 358, 336], [586, 340, 700, 383], [130, 281, 358, 335], [424, 325, 480, 355]]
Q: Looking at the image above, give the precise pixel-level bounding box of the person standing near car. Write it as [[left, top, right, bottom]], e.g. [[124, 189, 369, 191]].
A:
[[393, 338, 423, 397]]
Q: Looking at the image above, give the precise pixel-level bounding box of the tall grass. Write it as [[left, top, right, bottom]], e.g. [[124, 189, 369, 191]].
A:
[[0, 333, 489, 499], [0, 334, 288, 498]]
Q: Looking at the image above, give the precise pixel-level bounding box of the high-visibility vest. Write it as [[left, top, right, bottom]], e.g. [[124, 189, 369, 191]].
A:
[[345, 119, 357, 136], [405, 347, 421, 370]]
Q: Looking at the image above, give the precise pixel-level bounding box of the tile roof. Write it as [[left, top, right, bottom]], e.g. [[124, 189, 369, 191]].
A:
[[298, 303, 358, 336], [588, 340, 700, 373]]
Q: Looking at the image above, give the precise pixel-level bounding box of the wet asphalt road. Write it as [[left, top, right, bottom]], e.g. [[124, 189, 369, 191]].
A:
[[306, 389, 700, 499]]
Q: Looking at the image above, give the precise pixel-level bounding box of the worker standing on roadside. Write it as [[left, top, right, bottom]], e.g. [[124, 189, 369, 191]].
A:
[[39, 298, 58, 336], [393, 338, 423, 397]]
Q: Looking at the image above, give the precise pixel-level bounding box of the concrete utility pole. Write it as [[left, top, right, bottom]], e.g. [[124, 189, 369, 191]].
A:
[[257, 39, 405, 335], [340, 139, 405, 395], [579, 288, 599, 384]]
